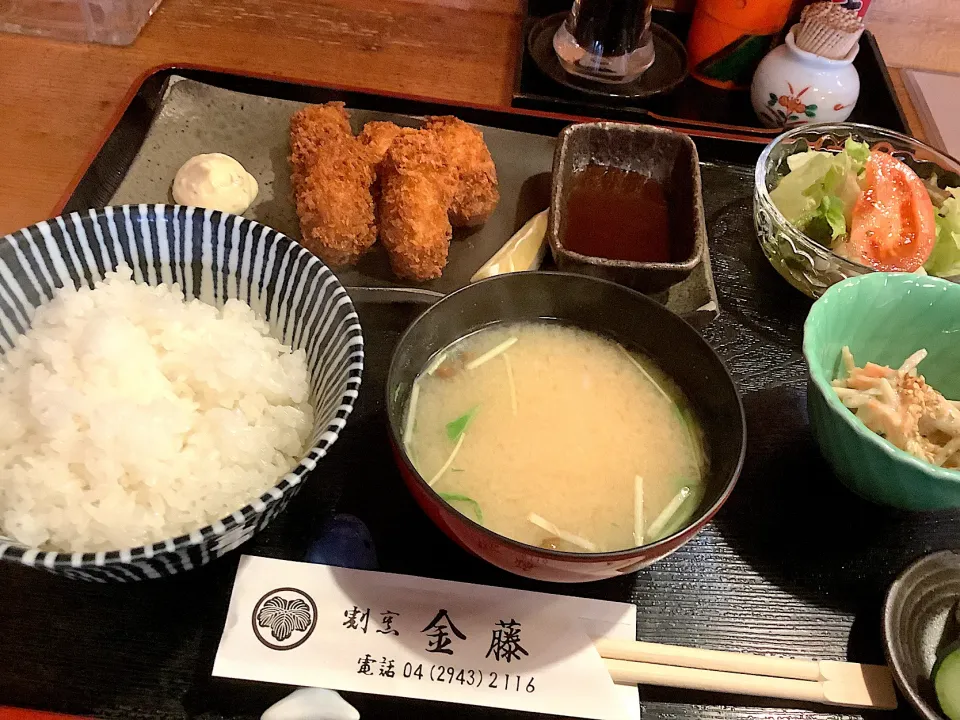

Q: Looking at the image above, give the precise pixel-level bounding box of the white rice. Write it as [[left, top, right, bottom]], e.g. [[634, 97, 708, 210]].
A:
[[0, 266, 314, 552]]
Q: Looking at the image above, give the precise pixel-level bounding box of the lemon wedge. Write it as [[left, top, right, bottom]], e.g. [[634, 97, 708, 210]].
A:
[[471, 209, 548, 282]]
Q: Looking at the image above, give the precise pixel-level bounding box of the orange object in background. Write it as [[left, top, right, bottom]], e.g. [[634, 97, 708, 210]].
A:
[[0, 709, 91, 720], [686, 0, 795, 90]]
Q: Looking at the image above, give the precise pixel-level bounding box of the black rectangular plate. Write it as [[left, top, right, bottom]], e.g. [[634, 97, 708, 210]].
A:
[[3, 67, 956, 720], [513, 2, 909, 137], [61, 66, 768, 222], [88, 73, 716, 319]]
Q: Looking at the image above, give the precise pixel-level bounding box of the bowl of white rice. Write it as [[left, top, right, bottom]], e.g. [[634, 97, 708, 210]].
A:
[[0, 205, 362, 581]]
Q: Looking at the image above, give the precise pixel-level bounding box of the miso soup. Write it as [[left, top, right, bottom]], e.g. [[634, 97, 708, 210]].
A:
[[403, 322, 705, 553]]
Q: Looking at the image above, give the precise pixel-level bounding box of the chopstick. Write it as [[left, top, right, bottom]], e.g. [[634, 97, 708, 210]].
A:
[[596, 637, 820, 679], [595, 638, 898, 710]]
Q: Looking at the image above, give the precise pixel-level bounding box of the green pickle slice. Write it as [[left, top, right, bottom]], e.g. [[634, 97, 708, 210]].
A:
[[935, 643, 960, 720]]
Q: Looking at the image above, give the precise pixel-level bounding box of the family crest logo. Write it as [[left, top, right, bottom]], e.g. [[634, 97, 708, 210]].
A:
[[252, 587, 318, 650]]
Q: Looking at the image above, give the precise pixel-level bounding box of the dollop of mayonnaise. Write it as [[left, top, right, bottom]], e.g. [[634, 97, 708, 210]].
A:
[[171, 153, 258, 214]]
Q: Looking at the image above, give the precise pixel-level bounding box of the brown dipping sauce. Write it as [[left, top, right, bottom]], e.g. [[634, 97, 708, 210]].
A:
[[562, 165, 671, 263]]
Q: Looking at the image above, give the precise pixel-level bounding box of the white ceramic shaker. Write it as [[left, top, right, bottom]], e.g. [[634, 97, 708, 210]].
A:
[[751, 25, 860, 128]]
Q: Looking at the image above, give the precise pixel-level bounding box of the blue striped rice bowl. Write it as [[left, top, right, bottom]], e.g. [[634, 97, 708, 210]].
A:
[[0, 205, 363, 581]]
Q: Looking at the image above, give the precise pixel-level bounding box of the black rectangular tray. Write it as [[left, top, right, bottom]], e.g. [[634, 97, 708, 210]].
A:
[[513, 1, 910, 137], [2, 68, 957, 720]]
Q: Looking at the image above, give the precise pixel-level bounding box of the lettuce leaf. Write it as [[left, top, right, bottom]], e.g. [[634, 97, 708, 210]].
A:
[[923, 173, 952, 206], [843, 137, 871, 168], [819, 195, 848, 242], [804, 195, 848, 247], [771, 139, 869, 236], [923, 188, 960, 277], [771, 152, 835, 226], [786, 150, 828, 172]]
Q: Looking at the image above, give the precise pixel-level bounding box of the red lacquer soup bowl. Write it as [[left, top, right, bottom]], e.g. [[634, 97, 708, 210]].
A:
[[385, 272, 746, 583]]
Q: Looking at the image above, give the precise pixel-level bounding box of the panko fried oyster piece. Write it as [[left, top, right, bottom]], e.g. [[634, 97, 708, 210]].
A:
[[378, 130, 458, 281], [289, 103, 377, 267], [376, 119, 500, 281], [289, 103, 500, 280], [358, 120, 413, 166], [422, 115, 499, 226]]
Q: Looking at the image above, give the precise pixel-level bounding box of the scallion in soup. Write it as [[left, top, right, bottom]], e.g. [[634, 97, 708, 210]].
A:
[[403, 322, 705, 553]]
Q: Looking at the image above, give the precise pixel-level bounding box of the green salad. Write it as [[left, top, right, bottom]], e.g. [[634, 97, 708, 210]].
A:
[[769, 138, 960, 276]]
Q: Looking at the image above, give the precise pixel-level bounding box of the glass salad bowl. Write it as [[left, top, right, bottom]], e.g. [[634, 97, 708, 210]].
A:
[[754, 123, 960, 298]]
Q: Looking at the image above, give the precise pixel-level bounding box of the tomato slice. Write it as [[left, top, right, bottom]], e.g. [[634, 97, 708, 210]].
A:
[[842, 151, 936, 272]]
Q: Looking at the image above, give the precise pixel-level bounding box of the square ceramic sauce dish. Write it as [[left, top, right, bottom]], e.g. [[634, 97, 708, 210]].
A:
[[548, 122, 706, 294]]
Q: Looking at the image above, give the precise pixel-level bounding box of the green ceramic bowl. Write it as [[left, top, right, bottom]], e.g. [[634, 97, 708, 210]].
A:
[[804, 272, 960, 510]]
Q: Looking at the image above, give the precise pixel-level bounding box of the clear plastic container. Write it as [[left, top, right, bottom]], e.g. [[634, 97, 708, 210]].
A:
[[0, 0, 162, 45]]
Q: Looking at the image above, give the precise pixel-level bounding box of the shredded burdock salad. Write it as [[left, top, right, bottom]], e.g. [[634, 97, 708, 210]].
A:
[[832, 347, 960, 468]]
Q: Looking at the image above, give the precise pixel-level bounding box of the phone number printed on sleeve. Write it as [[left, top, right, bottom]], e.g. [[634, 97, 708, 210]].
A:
[[403, 663, 534, 692]]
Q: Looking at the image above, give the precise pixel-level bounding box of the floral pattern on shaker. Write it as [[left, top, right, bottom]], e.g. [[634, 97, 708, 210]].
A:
[[764, 82, 819, 125]]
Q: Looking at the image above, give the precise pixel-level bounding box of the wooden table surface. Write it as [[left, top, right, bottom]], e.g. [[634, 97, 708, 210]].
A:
[[0, 0, 936, 237]]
